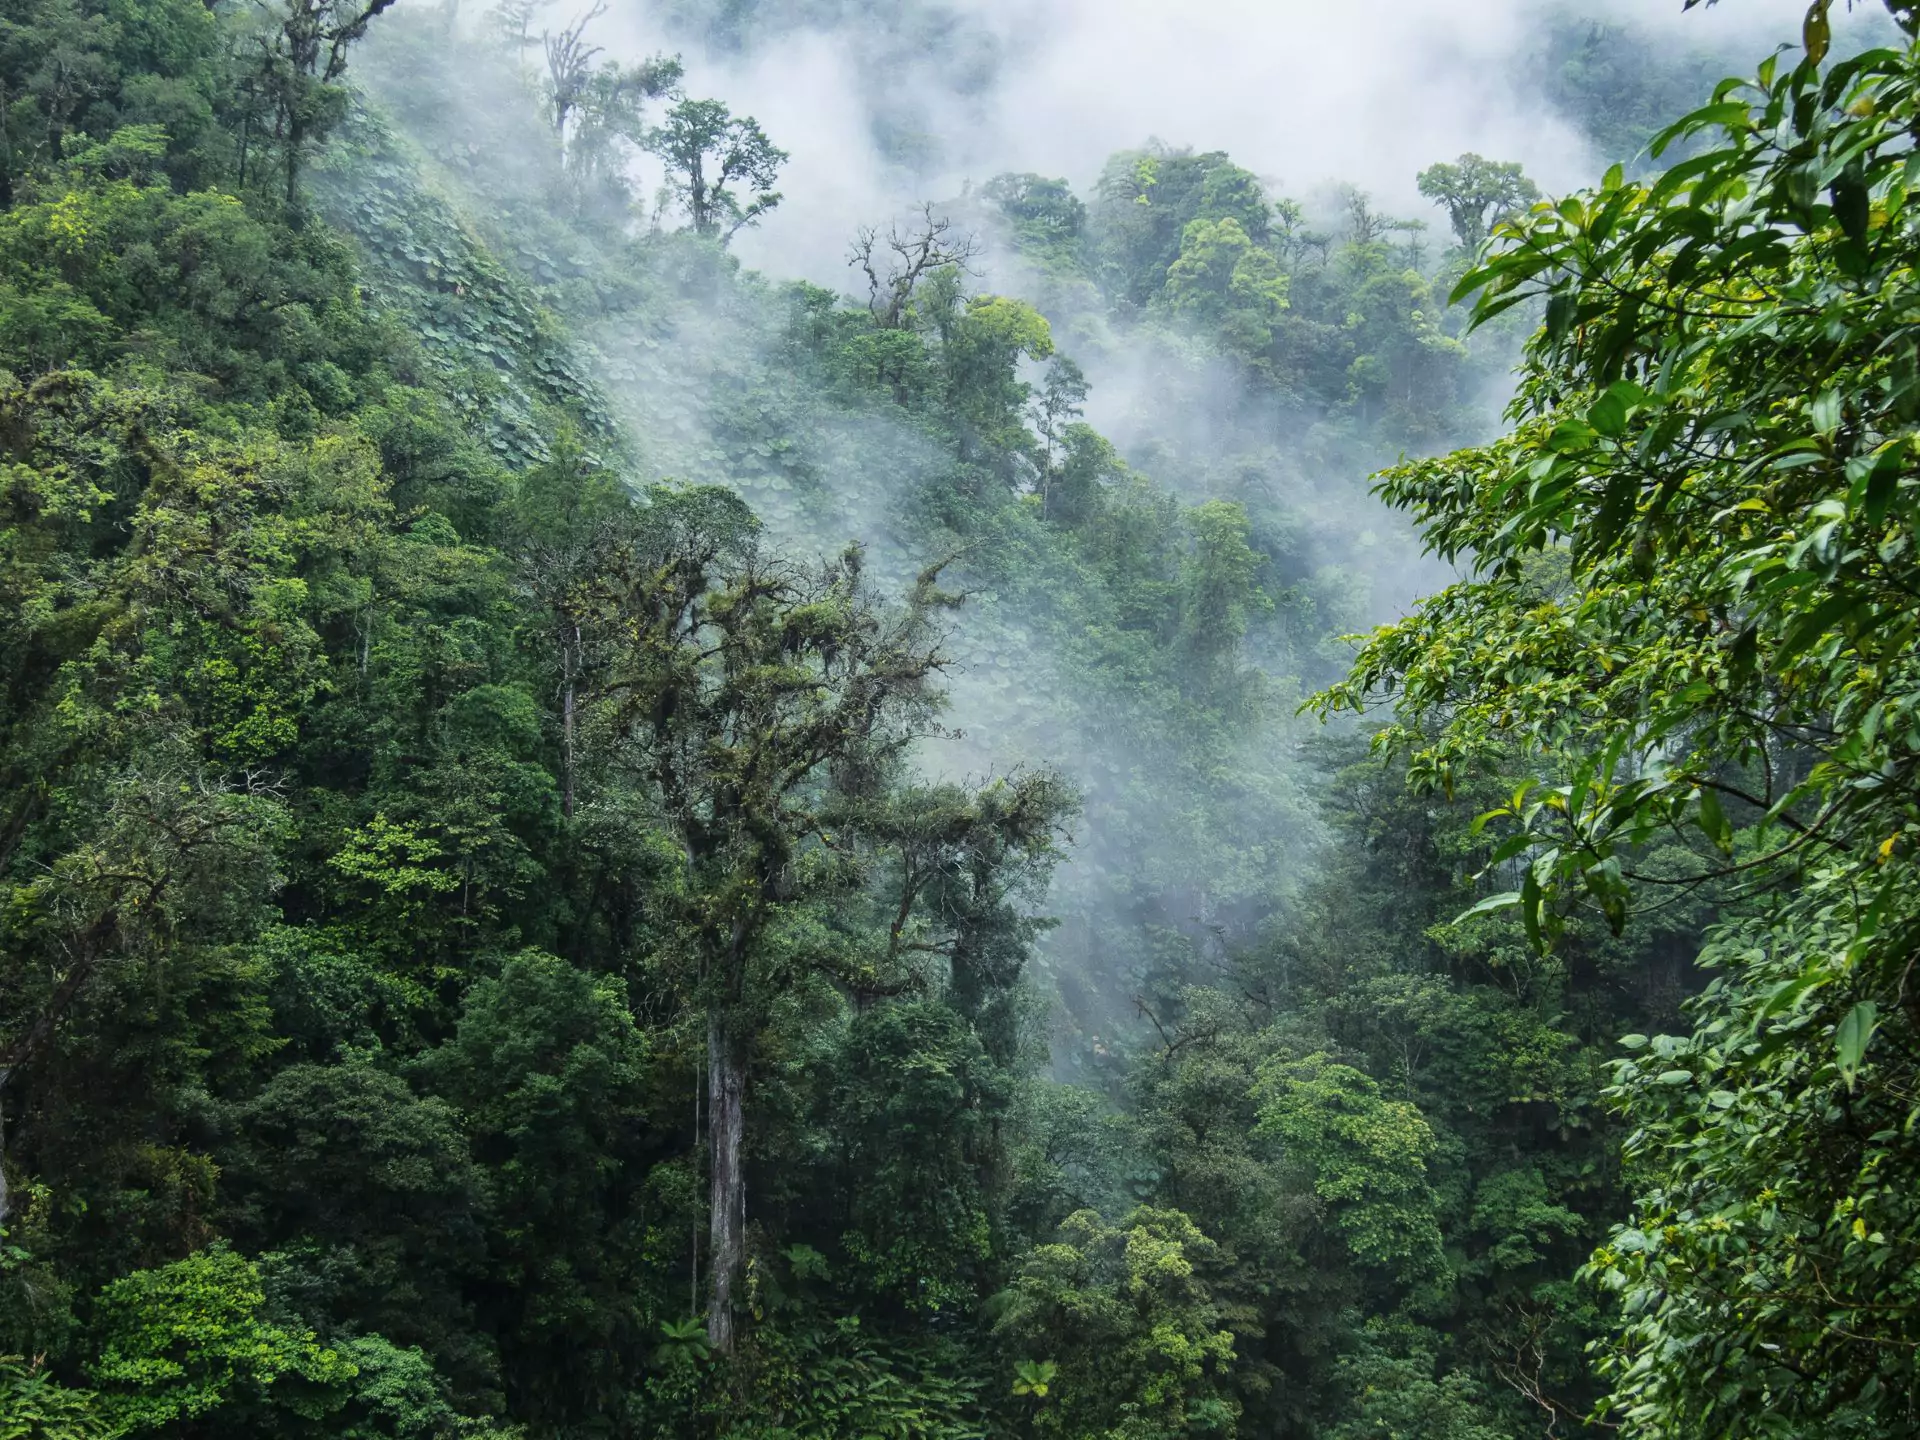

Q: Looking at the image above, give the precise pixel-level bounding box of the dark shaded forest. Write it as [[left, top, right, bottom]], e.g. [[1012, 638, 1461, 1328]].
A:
[[0, 2, 1916, 1438]]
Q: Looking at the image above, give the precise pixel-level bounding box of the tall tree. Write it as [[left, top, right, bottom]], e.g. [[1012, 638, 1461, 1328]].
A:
[[1414, 153, 1540, 251], [644, 97, 786, 242], [539, 0, 604, 146], [580, 486, 1031, 1351], [509, 432, 630, 820], [850, 205, 981, 330], [1030, 354, 1089, 518], [249, 0, 403, 210]]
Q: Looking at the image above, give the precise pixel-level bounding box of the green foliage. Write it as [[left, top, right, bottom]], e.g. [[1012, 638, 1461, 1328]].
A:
[[1520, 9, 1822, 172], [1087, 148, 1275, 314], [0, 0, 1078, 1433], [1011, 1360, 1056, 1400], [1323, 1325, 1508, 1440], [0, 0, 228, 200], [328, 1336, 465, 1440], [1161, 218, 1289, 368], [220, 1061, 484, 1381], [993, 1208, 1240, 1440], [644, 97, 787, 241], [981, 175, 1085, 269], [1415, 155, 1540, 252], [1252, 1054, 1445, 1288], [308, 104, 618, 468], [0, 1358, 110, 1440], [419, 950, 652, 1407], [1176, 500, 1271, 692], [87, 1247, 353, 1433], [1, 3, 1855, 1439], [980, 136, 1501, 460], [632, 1310, 988, 1440], [729, 1321, 987, 1440], [1318, 10, 1920, 1436], [238, 0, 404, 209]]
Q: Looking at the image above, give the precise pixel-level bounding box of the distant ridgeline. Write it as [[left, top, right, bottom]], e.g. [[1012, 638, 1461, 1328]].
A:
[[3, 3, 1916, 1440]]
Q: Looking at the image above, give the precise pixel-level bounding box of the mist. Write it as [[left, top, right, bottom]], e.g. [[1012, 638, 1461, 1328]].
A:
[[351, 0, 1849, 1057], [14, 4, 1914, 1422], [582, 0, 1828, 284]]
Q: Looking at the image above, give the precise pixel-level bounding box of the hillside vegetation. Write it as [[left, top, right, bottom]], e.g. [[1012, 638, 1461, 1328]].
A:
[[0, 2, 1915, 1438]]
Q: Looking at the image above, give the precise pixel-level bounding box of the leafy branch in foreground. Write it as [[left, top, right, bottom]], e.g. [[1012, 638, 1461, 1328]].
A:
[[1313, 12, 1920, 1435]]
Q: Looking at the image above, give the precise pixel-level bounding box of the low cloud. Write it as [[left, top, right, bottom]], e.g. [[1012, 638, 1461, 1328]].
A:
[[593, 0, 1820, 283]]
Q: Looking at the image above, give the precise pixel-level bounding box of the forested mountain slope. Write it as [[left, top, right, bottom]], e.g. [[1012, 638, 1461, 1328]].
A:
[[0, 2, 1913, 1439]]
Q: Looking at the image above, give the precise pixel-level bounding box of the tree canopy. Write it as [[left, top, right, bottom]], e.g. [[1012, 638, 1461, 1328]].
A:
[[8, 1, 1919, 1438]]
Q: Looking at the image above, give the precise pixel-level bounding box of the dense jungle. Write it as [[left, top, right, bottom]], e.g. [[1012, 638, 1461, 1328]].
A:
[[2, 0, 1918, 1435]]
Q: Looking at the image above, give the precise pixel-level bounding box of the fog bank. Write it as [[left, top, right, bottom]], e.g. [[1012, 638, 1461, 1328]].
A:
[[585, 0, 1826, 283]]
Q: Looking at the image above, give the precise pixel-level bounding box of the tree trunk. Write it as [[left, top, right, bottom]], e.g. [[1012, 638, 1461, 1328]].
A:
[[1, 948, 102, 1088], [689, 156, 709, 235], [237, 97, 251, 190], [561, 624, 579, 818], [0, 1075, 10, 1228], [562, 675, 575, 817], [705, 1007, 745, 1353], [0, 78, 13, 210], [285, 122, 303, 214]]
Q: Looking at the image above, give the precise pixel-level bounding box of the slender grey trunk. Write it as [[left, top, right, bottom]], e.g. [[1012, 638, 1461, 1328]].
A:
[[285, 121, 304, 213], [0, 78, 13, 209], [705, 1008, 745, 1353], [237, 87, 251, 191], [0, 1067, 11, 1228], [561, 623, 579, 818], [691, 1058, 702, 1316]]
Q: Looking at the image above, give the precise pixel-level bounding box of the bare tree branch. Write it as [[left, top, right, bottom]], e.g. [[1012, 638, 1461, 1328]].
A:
[[849, 204, 981, 329]]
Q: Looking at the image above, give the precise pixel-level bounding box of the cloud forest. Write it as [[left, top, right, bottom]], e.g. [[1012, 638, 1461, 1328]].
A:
[[0, 0, 1917, 1437]]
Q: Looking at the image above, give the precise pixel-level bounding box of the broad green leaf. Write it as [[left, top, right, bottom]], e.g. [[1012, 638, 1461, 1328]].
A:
[[1697, 788, 1734, 855], [1804, 0, 1833, 66], [1589, 392, 1628, 437], [1454, 890, 1522, 923], [1836, 1001, 1878, 1082]]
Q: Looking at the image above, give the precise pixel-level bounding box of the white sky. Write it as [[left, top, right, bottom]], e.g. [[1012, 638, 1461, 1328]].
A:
[[593, 0, 1824, 280]]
